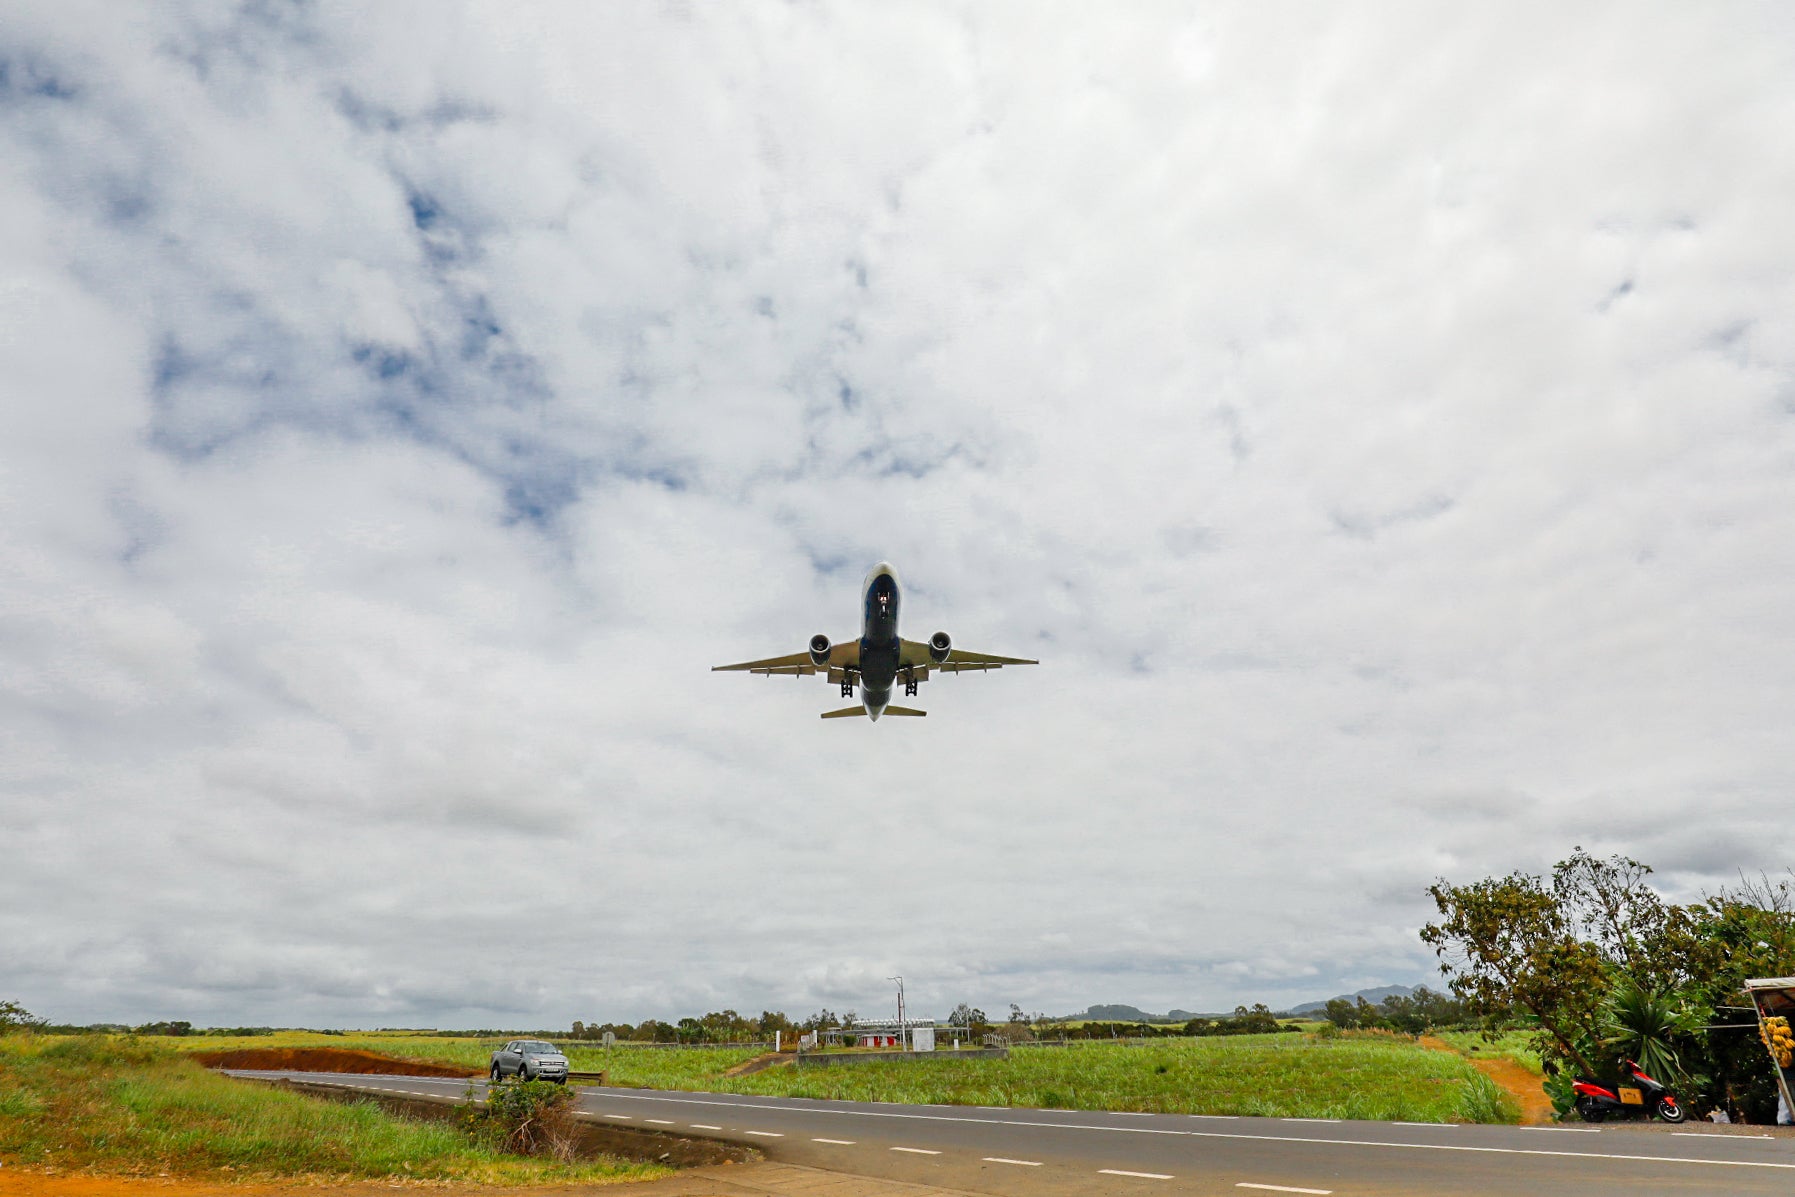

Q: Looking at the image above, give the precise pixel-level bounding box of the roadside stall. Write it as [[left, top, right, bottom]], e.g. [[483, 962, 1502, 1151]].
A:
[[1745, 977, 1795, 1120]]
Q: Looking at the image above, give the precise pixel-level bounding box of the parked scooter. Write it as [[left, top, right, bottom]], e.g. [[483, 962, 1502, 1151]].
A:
[[1572, 1059, 1686, 1123]]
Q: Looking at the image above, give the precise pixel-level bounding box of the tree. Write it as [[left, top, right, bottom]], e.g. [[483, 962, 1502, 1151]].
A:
[[0, 1000, 38, 1032], [1552, 848, 1687, 988], [947, 1004, 987, 1032], [1422, 869, 1607, 1074]]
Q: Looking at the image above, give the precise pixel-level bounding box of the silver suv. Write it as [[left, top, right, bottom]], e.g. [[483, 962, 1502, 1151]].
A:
[[488, 1039, 570, 1084]]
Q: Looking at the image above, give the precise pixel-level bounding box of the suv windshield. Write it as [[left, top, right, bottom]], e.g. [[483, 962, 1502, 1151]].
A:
[[523, 1042, 559, 1053]]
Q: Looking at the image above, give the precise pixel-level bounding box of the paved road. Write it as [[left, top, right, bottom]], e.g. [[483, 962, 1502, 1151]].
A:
[[225, 1070, 1795, 1196]]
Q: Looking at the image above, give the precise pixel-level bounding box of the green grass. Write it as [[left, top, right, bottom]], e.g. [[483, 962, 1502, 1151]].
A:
[[147, 1029, 1521, 1124], [719, 1036, 1516, 1123], [1429, 1030, 1545, 1075], [0, 1034, 666, 1184]]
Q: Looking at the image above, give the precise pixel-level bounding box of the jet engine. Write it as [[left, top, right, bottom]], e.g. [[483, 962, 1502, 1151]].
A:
[[928, 630, 953, 664], [808, 633, 832, 668]]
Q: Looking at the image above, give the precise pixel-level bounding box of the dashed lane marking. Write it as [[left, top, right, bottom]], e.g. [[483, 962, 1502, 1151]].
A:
[[1100, 1169, 1173, 1179], [603, 1114, 633, 1119], [891, 1147, 941, 1155], [1393, 1122, 1453, 1128], [744, 1131, 783, 1138], [1675, 1132, 1775, 1139], [255, 1082, 1795, 1174], [1522, 1126, 1599, 1133], [983, 1157, 1043, 1166], [1280, 1118, 1339, 1123], [644, 1119, 675, 1124], [812, 1138, 857, 1145], [1114, 1112, 1156, 1117], [1190, 1114, 1239, 1119], [1237, 1185, 1332, 1194], [690, 1124, 723, 1130]]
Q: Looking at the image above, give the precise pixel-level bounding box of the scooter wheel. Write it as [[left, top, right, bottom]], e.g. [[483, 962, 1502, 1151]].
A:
[[1577, 1106, 1606, 1123], [1655, 1098, 1686, 1124]]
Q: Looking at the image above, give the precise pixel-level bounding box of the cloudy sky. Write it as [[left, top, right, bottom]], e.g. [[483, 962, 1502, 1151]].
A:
[[4, 2, 1794, 1030]]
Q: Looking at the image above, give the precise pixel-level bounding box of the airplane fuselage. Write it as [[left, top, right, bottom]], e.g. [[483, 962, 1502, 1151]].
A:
[[858, 562, 902, 719]]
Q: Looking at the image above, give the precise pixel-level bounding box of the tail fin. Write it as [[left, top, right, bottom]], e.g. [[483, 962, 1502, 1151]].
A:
[[820, 705, 927, 719]]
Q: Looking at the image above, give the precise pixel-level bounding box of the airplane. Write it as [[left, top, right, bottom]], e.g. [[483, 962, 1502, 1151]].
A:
[[713, 562, 1037, 720]]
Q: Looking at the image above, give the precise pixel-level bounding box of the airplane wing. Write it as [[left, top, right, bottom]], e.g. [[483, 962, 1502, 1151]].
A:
[[713, 642, 860, 676], [898, 640, 1037, 672]]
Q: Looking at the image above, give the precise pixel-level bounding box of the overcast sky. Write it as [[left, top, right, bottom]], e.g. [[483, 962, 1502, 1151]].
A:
[[4, 2, 1794, 1030]]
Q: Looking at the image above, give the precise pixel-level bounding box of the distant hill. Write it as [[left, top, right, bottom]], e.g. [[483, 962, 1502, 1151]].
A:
[[1064, 989, 1426, 1023], [1075, 1004, 1196, 1024], [1286, 984, 1420, 1016]]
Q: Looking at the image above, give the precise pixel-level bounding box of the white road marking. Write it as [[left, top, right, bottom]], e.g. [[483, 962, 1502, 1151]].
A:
[[273, 1082, 1795, 1174], [1281, 1118, 1339, 1123], [744, 1131, 783, 1138], [1114, 1112, 1156, 1117], [1237, 1185, 1332, 1195], [812, 1138, 857, 1145], [983, 1157, 1042, 1166], [1674, 1132, 1775, 1139], [644, 1118, 675, 1124], [1189, 1114, 1239, 1119], [1522, 1126, 1599, 1133], [690, 1124, 723, 1130], [585, 1098, 1795, 1177], [891, 1147, 941, 1154], [1100, 1169, 1174, 1179], [603, 1113, 633, 1119], [1393, 1122, 1453, 1128]]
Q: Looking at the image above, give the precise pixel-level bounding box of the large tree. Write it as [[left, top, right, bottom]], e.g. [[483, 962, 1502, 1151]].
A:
[[1422, 869, 1608, 1074]]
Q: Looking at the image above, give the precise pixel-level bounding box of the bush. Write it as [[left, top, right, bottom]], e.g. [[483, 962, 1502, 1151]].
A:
[[463, 1079, 581, 1159]]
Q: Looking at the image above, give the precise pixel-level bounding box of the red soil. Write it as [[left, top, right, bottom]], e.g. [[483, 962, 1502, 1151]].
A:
[[1418, 1036, 1554, 1124], [188, 1047, 476, 1078]]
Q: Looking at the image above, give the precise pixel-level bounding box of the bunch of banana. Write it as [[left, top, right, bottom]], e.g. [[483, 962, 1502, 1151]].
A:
[[1761, 1016, 1794, 1069]]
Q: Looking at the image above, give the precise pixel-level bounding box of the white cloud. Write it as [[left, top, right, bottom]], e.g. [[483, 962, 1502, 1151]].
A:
[[3, 2, 1795, 1028]]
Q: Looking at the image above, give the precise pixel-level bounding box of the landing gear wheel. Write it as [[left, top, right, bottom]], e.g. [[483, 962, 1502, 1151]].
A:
[[1655, 1098, 1686, 1123]]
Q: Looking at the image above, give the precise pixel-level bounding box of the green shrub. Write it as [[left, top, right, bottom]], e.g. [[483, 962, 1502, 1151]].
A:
[[463, 1079, 581, 1159]]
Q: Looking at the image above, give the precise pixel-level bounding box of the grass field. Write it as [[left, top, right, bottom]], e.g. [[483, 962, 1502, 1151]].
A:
[[1429, 1030, 1545, 1075], [164, 1030, 768, 1086], [0, 1034, 666, 1184], [164, 1030, 1517, 1123], [726, 1035, 1518, 1123]]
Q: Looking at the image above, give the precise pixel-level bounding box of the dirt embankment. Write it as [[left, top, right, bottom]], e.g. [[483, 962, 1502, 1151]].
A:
[[188, 1047, 477, 1078], [722, 1053, 792, 1077], [1418, 1036, 1553, 1124]]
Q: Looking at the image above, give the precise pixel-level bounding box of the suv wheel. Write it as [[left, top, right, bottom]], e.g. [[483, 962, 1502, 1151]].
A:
[[490, 1063, 501, 1082]]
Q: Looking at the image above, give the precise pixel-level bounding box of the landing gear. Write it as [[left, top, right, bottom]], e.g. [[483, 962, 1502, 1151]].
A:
[[840, 679, 855, 698], [902, 670, 918, 698]]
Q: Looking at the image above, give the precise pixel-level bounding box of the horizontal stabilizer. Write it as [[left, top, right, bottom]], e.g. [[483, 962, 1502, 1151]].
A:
[[820, 706, 867, 719], [883, 705, 926, 716]]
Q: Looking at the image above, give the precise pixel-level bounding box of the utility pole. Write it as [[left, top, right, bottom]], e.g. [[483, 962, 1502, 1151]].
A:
[[888, 975, 906, 1051]]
